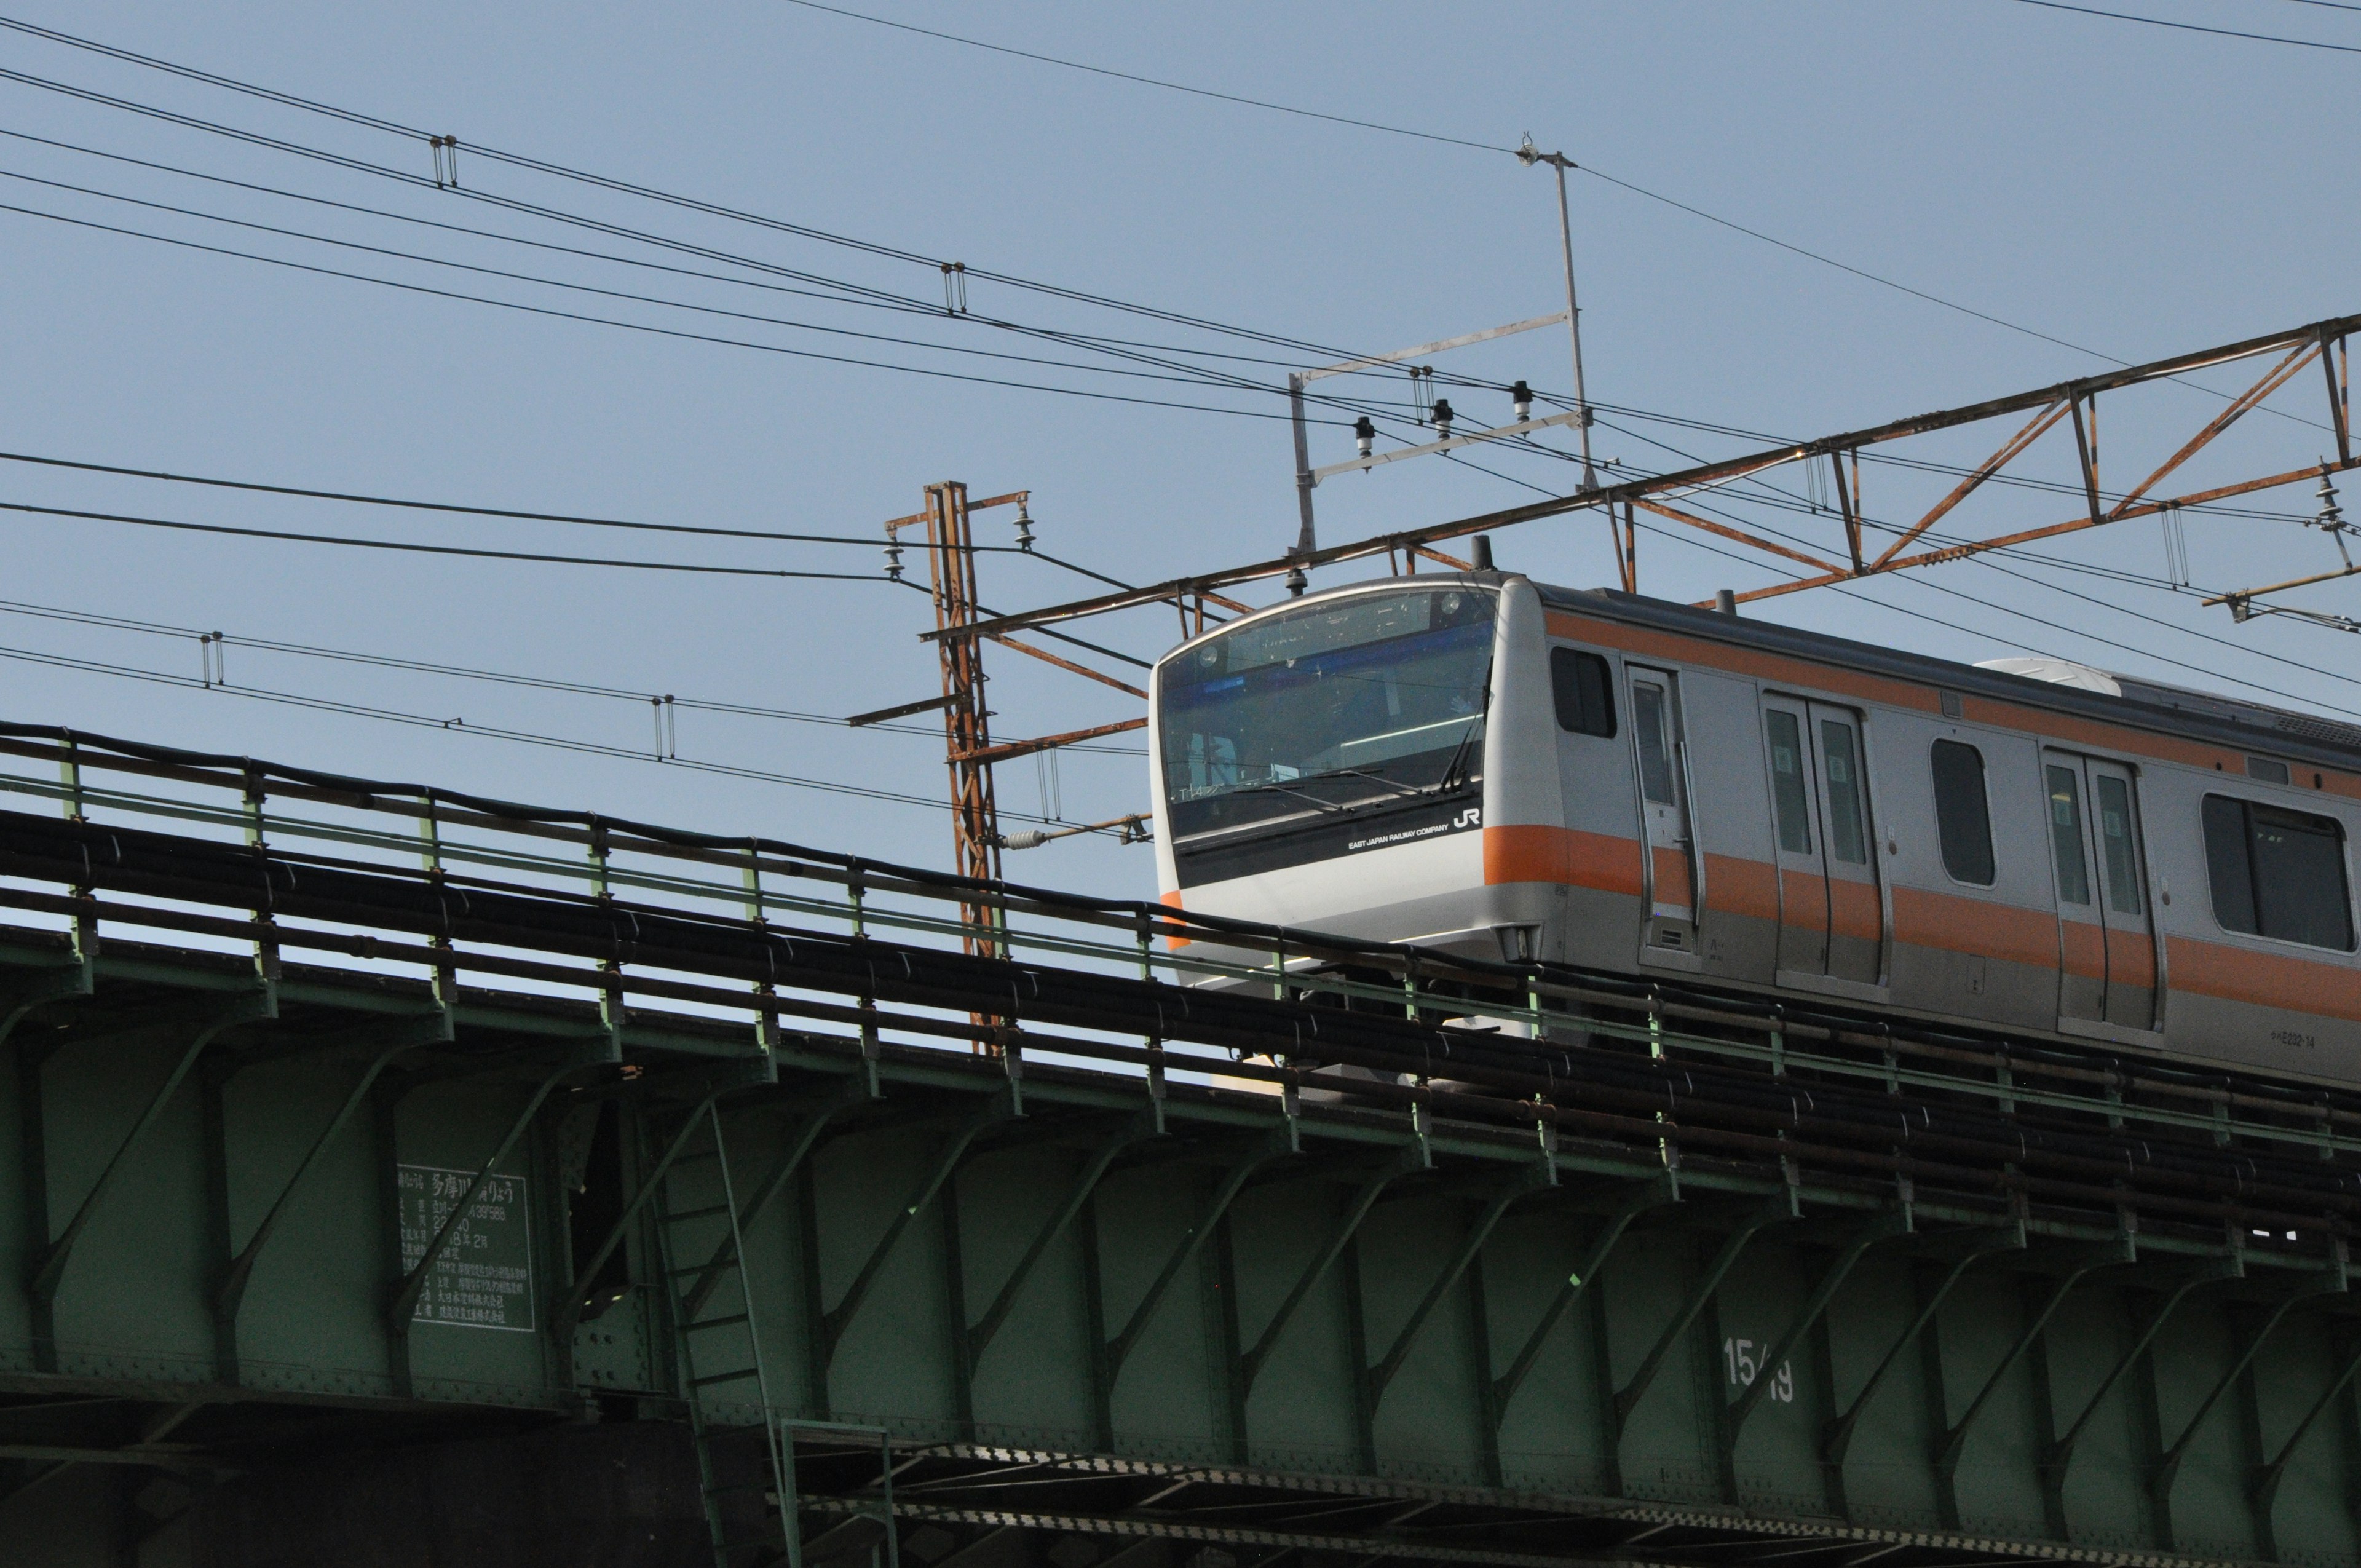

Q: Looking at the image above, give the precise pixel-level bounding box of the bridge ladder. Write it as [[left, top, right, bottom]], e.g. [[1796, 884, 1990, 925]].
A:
[[652, 1101, 798, 1568]]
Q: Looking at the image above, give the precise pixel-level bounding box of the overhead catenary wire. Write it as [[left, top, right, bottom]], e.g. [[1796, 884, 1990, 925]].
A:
[[9, 10, 2354, 713], [0, 65, 1455, 435], [0, 197, 1334, 427], [0, 596, 1152, 754], [0, 496, 890, 577], [0, 9, 2337, 460], [2014, 0, 2361, 55], [0, 638, 1120, 824]]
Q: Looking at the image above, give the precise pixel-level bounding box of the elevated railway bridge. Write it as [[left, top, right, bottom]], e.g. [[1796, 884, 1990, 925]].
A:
[[0, 724, 2357, 1566]]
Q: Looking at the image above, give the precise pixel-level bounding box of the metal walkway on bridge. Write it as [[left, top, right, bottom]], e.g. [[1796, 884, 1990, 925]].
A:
[[0, 722, 2358, 1568]]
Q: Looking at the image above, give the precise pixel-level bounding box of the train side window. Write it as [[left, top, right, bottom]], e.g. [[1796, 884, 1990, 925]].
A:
[[1929, 740, 1995, 886], [2204, 794, 2355, 949], [1551, 648, 1616, 737], [1819, 718, 1868, 864], [2046, 764, 2092, 905], [1631, 682, 1676, 805], [2094, 774, 2142, 916], [1765, 710, 1811, 855]]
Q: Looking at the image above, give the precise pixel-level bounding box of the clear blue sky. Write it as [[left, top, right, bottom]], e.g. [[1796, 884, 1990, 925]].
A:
[[1, 0, 2354, 897]]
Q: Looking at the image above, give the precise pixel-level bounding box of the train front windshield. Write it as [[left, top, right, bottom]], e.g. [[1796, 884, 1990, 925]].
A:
[[1158, 587, 1494, 841]]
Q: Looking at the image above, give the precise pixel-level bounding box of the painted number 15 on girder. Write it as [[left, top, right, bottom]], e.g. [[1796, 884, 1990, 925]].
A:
[[1722, 1338, 1794, 1403]]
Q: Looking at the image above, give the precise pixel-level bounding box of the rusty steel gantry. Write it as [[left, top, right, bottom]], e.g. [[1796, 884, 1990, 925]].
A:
[[930, 310, 2361, 645]]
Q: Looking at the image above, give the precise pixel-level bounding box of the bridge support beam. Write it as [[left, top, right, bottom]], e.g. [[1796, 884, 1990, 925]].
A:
[[384, 1041, 606, 1396], [1610, 1189, 1796, 1491], [1929, 1235, 2134, 1529], [2151, 1269, 2348, 1551], [2038, 1255, 2243, 1538], [25, 987, 275, 1372], [1719, 1209, 1911, 1501], [814, 1093, 1014, 1412], [211, 1009, 453, 1384], [1092, 1128, 1294, 1449], [1366, 1162, 1552, 1415], [1484, 1174, 1675, 1486]]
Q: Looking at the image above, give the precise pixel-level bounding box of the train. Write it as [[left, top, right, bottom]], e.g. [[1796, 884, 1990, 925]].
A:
[[1148, 566, 2361, 1080]]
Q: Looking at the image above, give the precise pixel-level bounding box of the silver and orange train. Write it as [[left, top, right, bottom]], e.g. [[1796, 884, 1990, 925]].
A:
[[1149, 571, 2361, 1079]]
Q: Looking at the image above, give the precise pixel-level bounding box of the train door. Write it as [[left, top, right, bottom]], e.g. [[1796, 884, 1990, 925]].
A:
[[1627, 667, 1699, 956], [1761, 697, 1884, 986], [1809, 705, 1883, 984], [2044, 752, 2159, 1031], [1762, 700, 1829, 975]]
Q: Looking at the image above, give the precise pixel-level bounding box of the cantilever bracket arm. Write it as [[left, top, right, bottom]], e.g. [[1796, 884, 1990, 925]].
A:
[[0, 961, 93, 1051], [820, 1093, 1014, 1369], [1237, 1142, 1427, 1398], [2251, 1326, 2361, 1527], [386, 1041, 607, 1337], [1367, 1162, 1553, 1411], [1932, 1236, 2135, 1481], [217, 1010, 454, 1332], [1104, 1127, 1295, 1386], [1726, 1210, 1912, 1445], [1492, 1175, 1679, 1428], [2153, 1269, 2348, 1510], [1822, 1223, 2025, 1468], [29, 986, 276, 1310], [968, 1106, 1161, 1366], [2041, 1255, 2243, 1490], [1613, 1189, 1795, 1441], [678, 1074, 870, 1322]]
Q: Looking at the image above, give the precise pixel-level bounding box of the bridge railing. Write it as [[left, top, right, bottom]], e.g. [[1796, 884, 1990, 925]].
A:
[[2, 721, 2359, 1248]]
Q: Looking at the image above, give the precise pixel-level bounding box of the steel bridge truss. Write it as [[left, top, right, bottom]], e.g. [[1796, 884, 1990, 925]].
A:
[[4, 726, 2361, 1565]]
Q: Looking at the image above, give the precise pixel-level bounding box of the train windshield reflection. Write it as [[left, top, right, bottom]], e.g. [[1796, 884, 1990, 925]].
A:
[[1158, 587, 1494, 839]]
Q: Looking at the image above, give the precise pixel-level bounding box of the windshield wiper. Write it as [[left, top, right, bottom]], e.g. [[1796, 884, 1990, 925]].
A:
[[1431, 660, 1494, 795], [1213, 780, 1343, 814], [1307, 766, 1424, 801]]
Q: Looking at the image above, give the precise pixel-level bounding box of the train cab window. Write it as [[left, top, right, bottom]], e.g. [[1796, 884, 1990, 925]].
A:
[[1929, 740, 1995, 885], [1820, 719, 1869, 864], [1765, 711, 1811, 855], [2204, 794, 2355, 950], [2046, 765, 2092, 905], [1632, 683, 1676, 805], [1550, 649, 1616, 737]]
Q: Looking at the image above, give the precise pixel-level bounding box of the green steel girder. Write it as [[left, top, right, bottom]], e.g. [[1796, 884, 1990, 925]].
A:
[[211, 1008, 454, 1380], [24, 984, 275, 1369], [2038, 1253, 2246, 1535], [14, 927, 2361, 1567], [1717, 1208, 1912, 1500], [2150, 1267, 2351, 1550], [1364, 1162, 1552, 1413], [1236, 1142, 1430, 1399], [382, 1039, 612, 1396], [548, 1053, 793, 1360], [2252, 1328, 2361, 1560], [0, 961, 89, 1048], [1487, 1173, 1677, 1435], [1928, 1233, 2137, 1526], [1821, 1221, 2025, 1480], [816, 1093, 1016, 1394], [1099, 1127, 1295, 1395], [1611, 1187, 1797, 1445], [967, 1107, 1162, 1368]]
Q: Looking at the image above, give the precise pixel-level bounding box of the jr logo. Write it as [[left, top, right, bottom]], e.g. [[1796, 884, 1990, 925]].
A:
[[1450, 806, 1483, 831]]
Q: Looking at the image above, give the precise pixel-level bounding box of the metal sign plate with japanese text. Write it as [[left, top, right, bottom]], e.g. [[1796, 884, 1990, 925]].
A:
[[396, 1164, 534, 1332]]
